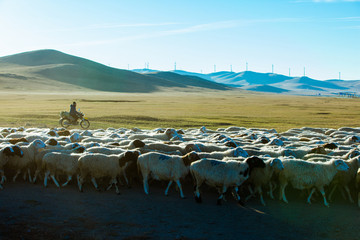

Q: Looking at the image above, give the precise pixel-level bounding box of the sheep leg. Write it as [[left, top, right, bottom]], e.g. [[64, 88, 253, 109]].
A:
[[245, 185, 255, 201], [51, 175, 60, 188], [13, 170, 21, 182], [62, 175, 72, 187], [344, 185, 354, 203], [258, 187, 266, 206], [122, 169, 130, 187], [107, 178, 120, 194], [269, 182, 274, 199], [164, 180, 173, 196], [27, 168, 33, 183], [106, 179, 113, 191], [91, 177, 99, 191], [193, 178, 203, 203], [307, 188, 316, 204], [44, 171, 50, 187], [279, 182, 288, 203], [143, 175, 149, 195], [113, 179, 120, 195], [246, 185, 255, 201], [217, 185, 228, 206], [0, 170, 6, 185], [328, 184, 337, 202], [233, 186, 244, 206], [77, 175, 84, 192], [175, 180, 185, 199], [33, 169, 41, 184], [319, 187, 329, 207]]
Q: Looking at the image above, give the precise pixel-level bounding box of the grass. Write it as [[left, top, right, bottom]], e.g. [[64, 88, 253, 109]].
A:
[[0, 90, 359, 133]]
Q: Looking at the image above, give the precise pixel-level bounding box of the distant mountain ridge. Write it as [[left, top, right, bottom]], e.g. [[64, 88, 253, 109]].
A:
[[150, 69, 359, 95]]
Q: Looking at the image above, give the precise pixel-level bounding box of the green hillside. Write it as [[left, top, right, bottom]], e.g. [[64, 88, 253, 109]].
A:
[[0, 49, 231, 93]]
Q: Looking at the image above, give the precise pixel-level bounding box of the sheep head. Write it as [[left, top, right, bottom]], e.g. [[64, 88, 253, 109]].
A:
[[74, 146, 86, 153], [245, 156, 265, 175], [12, 145, 24, 157], [270, 158, 284, 170], [322, 142, 338, 150], [119, 150, 140, 167], [334, 159, 349, 172], [132, 139, 145, 148], [234, 147, 248, 158], [2, 146, 15, 157], [46, 138, 58, 146], [309, 146, 327, 154], [225, 141, 237, 148], [185, 143, 201, 153], [33, 139, 46, 149], [182, 151, 200, 166]]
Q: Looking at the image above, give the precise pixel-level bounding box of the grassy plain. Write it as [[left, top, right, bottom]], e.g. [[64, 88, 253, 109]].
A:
[[0, 90, 359, 132]]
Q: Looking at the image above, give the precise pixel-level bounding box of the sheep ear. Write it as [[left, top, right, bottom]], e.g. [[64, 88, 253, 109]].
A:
[[269, 159, 274, 167]]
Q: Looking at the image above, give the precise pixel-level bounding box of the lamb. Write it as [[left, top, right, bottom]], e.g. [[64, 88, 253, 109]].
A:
[[5, 139, 46, 183], [0, 146, 15, 189], [196, 147, 248, 160], [190, 156, 266, 205], [245, 158, 284, 206], [77, 150, 140, 194], [328, 156, 360, 203], [278, 159, 349, 207], [137, 151, 200, 198], [42, 152, 86, 188]]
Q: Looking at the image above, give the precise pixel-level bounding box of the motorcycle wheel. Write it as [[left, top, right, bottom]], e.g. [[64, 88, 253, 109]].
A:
[[60, 118, 71, 128], [80, 119, 90, 129]]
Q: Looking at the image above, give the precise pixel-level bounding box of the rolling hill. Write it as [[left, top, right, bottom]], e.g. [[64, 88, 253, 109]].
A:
[[0, 50, 232, 93]]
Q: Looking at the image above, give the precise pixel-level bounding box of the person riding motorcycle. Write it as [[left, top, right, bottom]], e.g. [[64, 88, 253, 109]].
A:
[[70, 101, 81, 123]]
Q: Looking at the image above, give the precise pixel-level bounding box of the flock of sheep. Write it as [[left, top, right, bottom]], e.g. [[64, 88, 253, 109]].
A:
[[1, 125, 360, 208]]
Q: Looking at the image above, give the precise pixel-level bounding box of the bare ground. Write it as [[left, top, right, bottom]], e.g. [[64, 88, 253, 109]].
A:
[[0, 180, 359, 240]]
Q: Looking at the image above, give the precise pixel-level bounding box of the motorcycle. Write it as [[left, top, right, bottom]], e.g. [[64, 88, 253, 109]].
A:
[[59, 110, 90, 129]]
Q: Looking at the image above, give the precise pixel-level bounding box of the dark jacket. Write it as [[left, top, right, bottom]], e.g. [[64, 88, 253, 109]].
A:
[[70, 104, 77, 116]]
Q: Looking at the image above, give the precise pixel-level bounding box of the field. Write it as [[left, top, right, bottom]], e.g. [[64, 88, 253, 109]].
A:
[[1, 90, 360, 239], [0, 90, 359, 132]]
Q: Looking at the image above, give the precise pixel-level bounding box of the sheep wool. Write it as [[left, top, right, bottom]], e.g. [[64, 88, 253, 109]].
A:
[[278, 159, 349, 207]]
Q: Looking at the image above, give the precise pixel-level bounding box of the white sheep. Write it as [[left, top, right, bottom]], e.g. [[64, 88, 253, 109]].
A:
[[190, 156, 266, 205], [328, 156, 360, 203], [128, 128, 181, 141], [196, 147, 248, 160], [0, 146, 15, 189], [278, 159, 349, 207], [137, 151, 200, 198], [86, 146, 125, 155], [245, 158, 284, 206], [142, 142, 187, 155], [5, 139, 46, 183], [185, 142, 231, 153], [77, 151, 140, 194], [42, 152, 86, 188], [32, 145, 85, 183]]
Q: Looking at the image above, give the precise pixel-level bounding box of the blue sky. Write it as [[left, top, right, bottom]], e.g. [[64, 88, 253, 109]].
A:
[[0, 0, 359, 80]]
